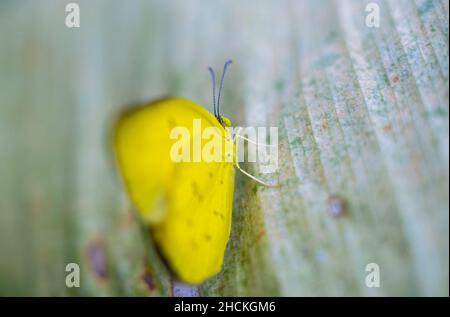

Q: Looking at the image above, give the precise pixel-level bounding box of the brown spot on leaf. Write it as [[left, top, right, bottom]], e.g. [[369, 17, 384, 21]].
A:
[[29, 184, 46, 216], [141, 269, 155, 291], [328, 195, 347, 218], [120, 209, 136, 228], [383, 122, 392, 132], [391, 74, 400, 83], [257, 229, 266, 242], [86, 238, 108, 280]]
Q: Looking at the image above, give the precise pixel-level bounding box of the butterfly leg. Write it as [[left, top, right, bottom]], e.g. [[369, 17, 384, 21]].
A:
[[233, 127, 277, 187], [234, 134, 276, 147]]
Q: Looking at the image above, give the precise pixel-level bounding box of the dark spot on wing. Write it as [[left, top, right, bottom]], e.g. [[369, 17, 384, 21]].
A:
[[204, 234, 212, 241], [191, 181, 204, 201], [213, 209, 225, 220], [168, 117, 176, 128], [208, 171, 213, 178]]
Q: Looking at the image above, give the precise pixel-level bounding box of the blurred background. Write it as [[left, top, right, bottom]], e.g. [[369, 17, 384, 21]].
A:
[[0, 0, 448, 296]]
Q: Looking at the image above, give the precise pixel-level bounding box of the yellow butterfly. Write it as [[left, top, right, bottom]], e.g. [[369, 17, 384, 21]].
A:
[[113, 61, 269, 284]]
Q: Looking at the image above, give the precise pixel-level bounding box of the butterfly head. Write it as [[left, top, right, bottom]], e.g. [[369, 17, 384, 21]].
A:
[[208, 60, 233, 128], [218, 115, 232, 127]]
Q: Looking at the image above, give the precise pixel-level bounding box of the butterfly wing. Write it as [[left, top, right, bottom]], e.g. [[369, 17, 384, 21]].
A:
[[113, 97, 235, 283]]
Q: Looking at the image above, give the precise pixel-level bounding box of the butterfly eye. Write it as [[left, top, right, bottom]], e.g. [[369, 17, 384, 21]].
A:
[[221, 116, 232, 127]]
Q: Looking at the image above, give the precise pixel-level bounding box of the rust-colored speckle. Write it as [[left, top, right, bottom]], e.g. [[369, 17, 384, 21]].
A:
[[257, 228, 266, 242], [120, 209, 136, 228], [328, 195, 347, 218], [86, 238, 108, 280], [29, 185, 46, 216], [383, 122, 392, 132], [391, 74, 400, 83]]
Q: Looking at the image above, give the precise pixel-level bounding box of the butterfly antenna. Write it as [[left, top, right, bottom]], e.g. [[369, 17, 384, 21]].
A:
[[208, 66, 217, 116], [217, 60, 232, 117]]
